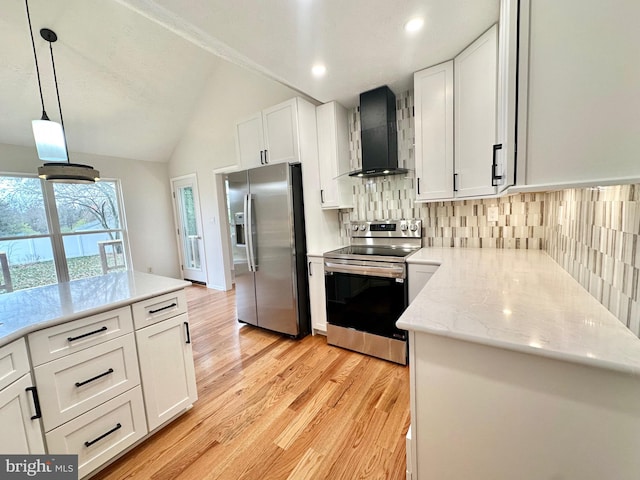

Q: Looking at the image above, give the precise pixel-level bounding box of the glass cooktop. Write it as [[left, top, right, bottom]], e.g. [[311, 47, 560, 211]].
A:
[[324, 245, 417, 260]]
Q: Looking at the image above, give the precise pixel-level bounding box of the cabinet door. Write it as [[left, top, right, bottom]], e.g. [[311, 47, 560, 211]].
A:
[[518, 0, 640, 187], [135, 313, 197, 431], [454, 25, 498, 198], [414, 61, 454, 201], [307, 256, 327, 334], [236, 112, 265, 170], [495, 0, 518, 192], [316, 102, 353, 210], [0, 373, 46, 454], [263, 99, 299, 165]]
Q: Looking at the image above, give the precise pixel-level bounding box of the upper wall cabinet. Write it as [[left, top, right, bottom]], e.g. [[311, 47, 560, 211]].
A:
[[516, 0, 640, 189], [414, 0, 518, 202], [235, 98, 300, 170], [414, 61, 454, 201], [316, 101, 353, 209], [454, 24, 499, 198]]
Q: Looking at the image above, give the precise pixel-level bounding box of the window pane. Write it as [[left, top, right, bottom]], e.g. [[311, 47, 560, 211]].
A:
[[0, 238, 57, 293], [0, 176, 49, 237], [63, 233, 127, 281], [53, 181, 121, 233]]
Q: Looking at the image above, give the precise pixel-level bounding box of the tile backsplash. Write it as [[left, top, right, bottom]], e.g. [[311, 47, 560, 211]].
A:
[[545, 185, 640, 333], [342, 90, 639, 333]]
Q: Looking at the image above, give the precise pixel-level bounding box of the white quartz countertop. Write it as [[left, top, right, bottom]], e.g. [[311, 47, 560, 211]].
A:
[[399, 247, 640, 375], [0, 271, 190, 346]]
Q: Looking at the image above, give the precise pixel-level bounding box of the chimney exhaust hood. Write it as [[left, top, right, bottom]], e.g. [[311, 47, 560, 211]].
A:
[[349, 86, 407, 178]]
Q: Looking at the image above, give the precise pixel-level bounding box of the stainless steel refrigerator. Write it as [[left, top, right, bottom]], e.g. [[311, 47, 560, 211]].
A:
[[226, 162, 310, 338]]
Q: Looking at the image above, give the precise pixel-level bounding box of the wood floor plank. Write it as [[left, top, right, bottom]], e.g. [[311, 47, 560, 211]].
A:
[[91, 285, 410, 480]]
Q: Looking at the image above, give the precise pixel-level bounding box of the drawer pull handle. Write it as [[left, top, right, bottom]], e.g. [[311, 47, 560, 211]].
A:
[[148, 302, 177, 314], [75, 368, 114, 388], [25, 386, 42, 420], [67, 326, 108, 342], [184, 321, 191, 344], [84, 423, 122, 448]]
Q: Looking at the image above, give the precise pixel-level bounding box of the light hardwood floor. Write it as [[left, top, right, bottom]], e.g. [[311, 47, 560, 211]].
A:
[[92, 285, 410, 480]]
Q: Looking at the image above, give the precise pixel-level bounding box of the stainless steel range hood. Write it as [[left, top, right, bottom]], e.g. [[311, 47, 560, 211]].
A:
[[349, 86, 408, 178]]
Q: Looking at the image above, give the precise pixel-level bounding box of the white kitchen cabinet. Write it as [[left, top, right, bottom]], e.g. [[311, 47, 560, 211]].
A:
[[316, 101, 353, 209], [34, 334, 140, 432], [236, 112, 266, 171], [0, 338, 45, 454], [307, 255, 327, 335], [46, 386, 147, 479], [235, 98, 300, 170], [0, 373, 46, 454], [415, 27, 498, 201], [414, 61, 454, 201], [415, 0, 518, 202], [28, 306, 133, 366], [454, 25, 498, 198], [408, 263, 438, 304], [515, 0, 640, 189], [135, 312, 197, 431]]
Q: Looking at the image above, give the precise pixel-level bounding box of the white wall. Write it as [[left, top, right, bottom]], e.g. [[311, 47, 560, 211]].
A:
[[167, 60, 311, 290], [0, 143, 180, 279]]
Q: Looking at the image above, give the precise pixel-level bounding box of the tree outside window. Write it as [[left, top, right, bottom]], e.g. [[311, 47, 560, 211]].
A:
[[0, 175, 129, 293]]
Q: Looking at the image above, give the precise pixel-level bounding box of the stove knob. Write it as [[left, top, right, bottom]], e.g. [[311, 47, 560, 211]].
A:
[[400, 223, 409, 231], [359, 224, 367, 231], [351, 224, 359, 231], [409, 224, 418, 232]]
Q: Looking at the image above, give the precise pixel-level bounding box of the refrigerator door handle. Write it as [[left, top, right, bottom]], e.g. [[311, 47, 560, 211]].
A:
[[243, 193, 253, 272], [245, 193, 258, 272]]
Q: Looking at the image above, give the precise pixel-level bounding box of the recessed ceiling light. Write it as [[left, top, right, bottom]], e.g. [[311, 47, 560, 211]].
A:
[[404, 17, 424, 33], [312, 64, 326, 77]]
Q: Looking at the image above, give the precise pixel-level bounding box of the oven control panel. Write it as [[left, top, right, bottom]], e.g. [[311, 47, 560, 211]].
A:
[[349, 219, 422, 238]]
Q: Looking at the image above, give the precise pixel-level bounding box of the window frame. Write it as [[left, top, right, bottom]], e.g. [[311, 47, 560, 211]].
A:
[[0, 172, 131, 287]]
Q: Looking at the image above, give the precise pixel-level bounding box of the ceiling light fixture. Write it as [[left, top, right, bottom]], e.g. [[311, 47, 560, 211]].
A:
[[25, 0, 99, 183], [404, 17, 424, 33], [311, 64, 327, 77]]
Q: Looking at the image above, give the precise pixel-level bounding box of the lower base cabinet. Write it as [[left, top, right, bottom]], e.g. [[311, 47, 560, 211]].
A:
[[307, 255, 327, 335], [46, 386, 147, 479], [0, 373, 46, 454], [135, 313, 198, 431]]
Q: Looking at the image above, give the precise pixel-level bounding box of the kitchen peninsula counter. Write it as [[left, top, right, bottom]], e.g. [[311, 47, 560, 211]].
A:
[[0, 271, 190, 347], [401, 247, 640, 480], [0, 271, 194, 478]]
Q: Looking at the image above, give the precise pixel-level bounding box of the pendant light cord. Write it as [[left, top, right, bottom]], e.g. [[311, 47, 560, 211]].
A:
[[25, 0, 47, 119], [48, 40, 70, 162]]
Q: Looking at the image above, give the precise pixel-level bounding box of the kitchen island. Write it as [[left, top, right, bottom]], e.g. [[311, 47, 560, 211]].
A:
[[0, 271, 196, 479], [400, 248, 640, 480]]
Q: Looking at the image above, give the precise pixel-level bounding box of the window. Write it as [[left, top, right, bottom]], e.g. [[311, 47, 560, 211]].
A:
[[0, 175, 129, 293]]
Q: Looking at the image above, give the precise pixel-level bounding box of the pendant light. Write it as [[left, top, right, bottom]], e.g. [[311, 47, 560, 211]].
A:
[[25, 0, 100, 183]]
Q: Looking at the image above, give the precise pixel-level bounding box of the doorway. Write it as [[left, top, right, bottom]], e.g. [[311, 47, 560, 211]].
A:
[[171, 174, 207, 284]]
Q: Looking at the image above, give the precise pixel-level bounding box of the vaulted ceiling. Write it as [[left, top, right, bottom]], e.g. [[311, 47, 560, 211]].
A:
[[0, 0, 499, 162]]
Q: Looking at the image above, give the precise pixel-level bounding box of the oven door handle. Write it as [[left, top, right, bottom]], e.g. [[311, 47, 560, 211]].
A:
[[324, 261, 405, 279]]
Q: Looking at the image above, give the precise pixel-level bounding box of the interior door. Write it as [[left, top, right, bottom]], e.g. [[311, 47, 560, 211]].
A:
[[171, 175, 206, 284]]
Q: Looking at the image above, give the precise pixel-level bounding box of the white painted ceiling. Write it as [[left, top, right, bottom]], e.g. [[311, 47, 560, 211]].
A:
[[0, 0, 499, 163]]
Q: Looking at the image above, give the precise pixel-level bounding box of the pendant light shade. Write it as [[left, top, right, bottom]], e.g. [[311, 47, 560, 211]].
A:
[[25, 2, 100, 183], [32, 117, 67, 161], [38, 163, 100, 183]]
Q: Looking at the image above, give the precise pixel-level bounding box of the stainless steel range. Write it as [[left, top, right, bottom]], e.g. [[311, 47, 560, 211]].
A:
[[323, 219, 422, 365]]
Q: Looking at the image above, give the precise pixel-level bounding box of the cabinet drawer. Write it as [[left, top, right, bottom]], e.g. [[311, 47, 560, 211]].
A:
[[28, 307, 134, 366], [34, 334, 140, 432], [46, 386, 147, 479], [0, 338, 30, 391], [131, 290, 187, 329]]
